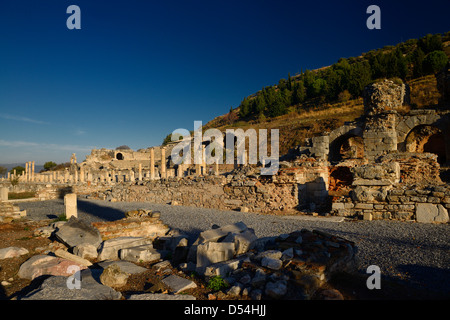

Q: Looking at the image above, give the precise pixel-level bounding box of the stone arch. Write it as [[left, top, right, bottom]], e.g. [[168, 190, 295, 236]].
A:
[[328, 125, 363, 162], [396, 111, 445, 147], [116, 152, 124, 160], [404, 125, 447, 165]]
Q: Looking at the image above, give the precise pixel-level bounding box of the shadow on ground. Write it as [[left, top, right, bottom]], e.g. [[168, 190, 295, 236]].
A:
[[77, 199, 126, 222]]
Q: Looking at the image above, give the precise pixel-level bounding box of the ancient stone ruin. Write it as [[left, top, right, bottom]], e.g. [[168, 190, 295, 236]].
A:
[[7, 211, 356, 300], [0, 77, 449, 225]]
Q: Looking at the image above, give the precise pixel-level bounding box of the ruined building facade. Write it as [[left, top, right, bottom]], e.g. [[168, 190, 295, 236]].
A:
[[1, 72, 449, 223]]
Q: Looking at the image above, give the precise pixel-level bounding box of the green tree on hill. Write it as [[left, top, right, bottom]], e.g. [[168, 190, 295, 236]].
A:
[[43, 161, 57, 171], [423, 50, 448, 74], [10, 166, 25, 175]]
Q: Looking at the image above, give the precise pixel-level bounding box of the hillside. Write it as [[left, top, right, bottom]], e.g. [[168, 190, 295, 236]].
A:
[[200, 33, 449, 157]]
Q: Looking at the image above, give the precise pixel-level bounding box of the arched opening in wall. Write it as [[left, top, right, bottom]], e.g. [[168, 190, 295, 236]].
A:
[[329, 134, 364, 162], [405, 125, 446, 165], [329, 166, 353, 196], [116, 153, 124, 160]]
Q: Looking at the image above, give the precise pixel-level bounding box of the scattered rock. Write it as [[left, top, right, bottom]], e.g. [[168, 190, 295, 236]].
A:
[[162, 274, 197, 294], [97, 237, 152, 261], [18, 255, 88, 280], [0, 247, 29, 259], [19, 269, 122, 300], [54, 217, 102, 249], [319, 289, 345, 300], [54, 248, 93, 267], [100, 264, 130, 288], [265, 280, 287, 299], [73, 243, 98, 260], [119, 243, 161, 263], [98, 260, 148, 275]]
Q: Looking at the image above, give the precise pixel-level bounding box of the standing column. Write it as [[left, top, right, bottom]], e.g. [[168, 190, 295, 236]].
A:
[[161, 147, 166, 179], [130, 169, 135, 182], [138, 163, 142, 181], [80, 168, 85, 183], [150, 148, 155, 180], [202, 144, 206, 175], [25, 162, 29, 182], [31, 161, 35, 182], [64, 193, 77, 219]]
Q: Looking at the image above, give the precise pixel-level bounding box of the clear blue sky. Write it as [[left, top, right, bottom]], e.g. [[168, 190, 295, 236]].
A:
[[0, 0, 449, 164]]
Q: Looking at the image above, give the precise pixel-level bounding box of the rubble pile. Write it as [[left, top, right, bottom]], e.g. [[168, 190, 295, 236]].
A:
[[2, 211, 357, 300]]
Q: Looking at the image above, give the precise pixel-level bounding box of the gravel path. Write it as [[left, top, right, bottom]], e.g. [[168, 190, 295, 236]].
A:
[[17, 198, 450, 298]]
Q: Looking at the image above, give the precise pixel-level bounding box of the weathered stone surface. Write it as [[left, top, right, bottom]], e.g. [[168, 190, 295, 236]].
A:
[[64, 193, 77, 219], [55, 217, 102, 249], [100, 263, 130, 288], [97, 237, 152, 261], [204, 255, 250, 277], [119, 244, 161, 263], [230, 229, 258, 255], [363, 79, 406, 115], [198, 221, 248, 244], [97, 260, 148, 275], [54, 248, 93, 267], [92, 216, 169, 240], [416, 203, 449, 223], [18, 255, 88, 280], [73, 243, 98, 260], [265, 280, 287, 299], [162, 274, 197, 293], [0, 247, 29, 259], [261, 257, 283, 270], [196, 242, 235, 272], [19, 269, 122, 300]]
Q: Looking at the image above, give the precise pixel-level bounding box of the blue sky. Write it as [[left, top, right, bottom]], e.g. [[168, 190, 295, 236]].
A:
[[0, 0, 449, 164]]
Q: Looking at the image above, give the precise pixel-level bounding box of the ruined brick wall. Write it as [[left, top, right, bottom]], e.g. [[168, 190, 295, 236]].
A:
[[331, 184, 450, 222], [92, 161, 330, 214]]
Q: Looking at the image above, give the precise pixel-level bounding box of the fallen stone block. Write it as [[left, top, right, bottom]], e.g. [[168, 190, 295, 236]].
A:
[[92, 216, 169, 240], [73, 243, 98, 260], [55, 217, 102, 249], [198, 221, 248, 244], [204, 255, 251, 277], [0, 247, 29, 259], [265, 280, 287, 299], [97, 237, 152, 261], [18, 255, 88, 280], [261, 257, 283, 270], [100, 263, 130, 288], [98, 260, 148, 275], [119, 244, 161, 263], [196, 242, 235, 273], [231, 229, 258, 255], [54, 248, 93, 267], [416, 203, 449, 223], [162, 274, 197, 294], [19, 269, 122, 300]]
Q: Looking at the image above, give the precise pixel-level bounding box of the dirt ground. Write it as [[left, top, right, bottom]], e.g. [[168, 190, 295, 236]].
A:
[[0, 219, 444, 301]]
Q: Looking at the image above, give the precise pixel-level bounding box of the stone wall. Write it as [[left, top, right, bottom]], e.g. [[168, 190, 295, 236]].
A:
[[331, 184, 450, 223], [88, 161, 330, 214]]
